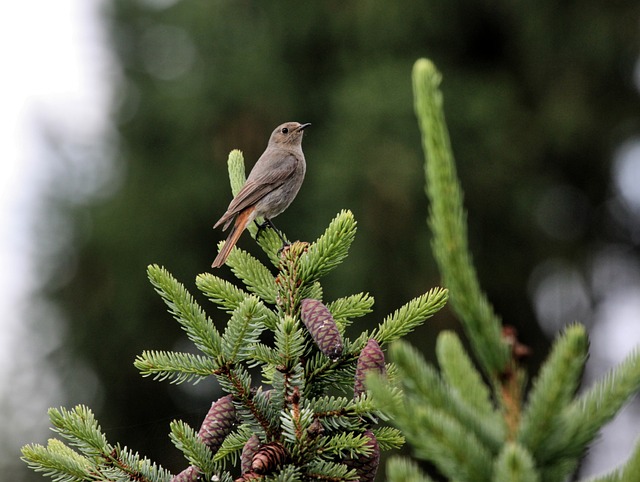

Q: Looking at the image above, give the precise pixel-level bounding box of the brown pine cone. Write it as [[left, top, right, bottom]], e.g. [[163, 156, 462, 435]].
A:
[[170, 465, 201, 482], [197, 394, 236, 453], [241, 434, 261, 475], [343, 430, 380, 482], [300, 298, 343, 361], [251, 441, 288, 475], [354, 339, 386, 397]]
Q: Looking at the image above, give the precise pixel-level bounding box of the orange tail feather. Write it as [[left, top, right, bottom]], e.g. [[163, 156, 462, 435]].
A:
[[212, 207, 255, 268]]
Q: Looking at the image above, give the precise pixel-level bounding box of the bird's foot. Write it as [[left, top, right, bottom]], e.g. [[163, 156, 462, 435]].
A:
[[255, 219, 289, 245]]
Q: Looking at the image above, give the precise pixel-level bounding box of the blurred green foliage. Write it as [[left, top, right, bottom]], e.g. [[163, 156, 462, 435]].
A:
[[42, 0, 639, 479]]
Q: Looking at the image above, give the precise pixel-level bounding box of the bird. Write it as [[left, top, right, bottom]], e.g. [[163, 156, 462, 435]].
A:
[[211, 121, 311, 268]]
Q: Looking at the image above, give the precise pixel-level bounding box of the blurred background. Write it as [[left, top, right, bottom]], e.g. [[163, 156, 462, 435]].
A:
[[2, 1, 640, 480]]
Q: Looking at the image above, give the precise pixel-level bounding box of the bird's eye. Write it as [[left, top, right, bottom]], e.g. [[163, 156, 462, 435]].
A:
[[281, 127, 289, 134]]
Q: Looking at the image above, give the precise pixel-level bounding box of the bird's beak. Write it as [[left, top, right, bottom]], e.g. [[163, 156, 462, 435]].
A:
[[297, 123, 311, 131]]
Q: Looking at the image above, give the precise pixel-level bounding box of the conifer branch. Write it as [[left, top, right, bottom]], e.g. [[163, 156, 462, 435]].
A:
[[389, 340, 504, 450], [492, 443, 540, 482], [517, 324, 588, 460], [22, 406, 172, 482], [404, 405, 493, 482], [276, 241, 310, 317], [111, 445, 173, 482], [21, 439, 94, 482], [370, 427, 405, 451], [299, 210, 357, 283], [197, 273, 281, 330], [148, 264, 222, 358], [370, 288, 448, 345], [386, 456, 436, 482], [221, 297, 266, 362], [48, 406, 111, 457], [134, 350, 219, 384], [196, 272, 248, 310], [549, 348, 640, 464], [413, 58, 510, 378], [227, 149, 246, 198], [620, 437, 640, 482], [304, 460, 358, 481], [273, 316, 308, 368], [317, 432, 372, 458], [213, 425, 255, 466], [169, 420, 217, 474], [326, 293, 375, 332], [226, 248, 278, 304], [435, 331, 496, 420]]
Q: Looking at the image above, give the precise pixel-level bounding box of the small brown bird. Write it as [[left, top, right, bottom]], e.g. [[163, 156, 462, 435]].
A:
[[212, 121, 311, 268]]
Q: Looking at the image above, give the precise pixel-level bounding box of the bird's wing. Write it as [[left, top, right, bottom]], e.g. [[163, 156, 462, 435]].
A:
[[214, 154, 299, 229]]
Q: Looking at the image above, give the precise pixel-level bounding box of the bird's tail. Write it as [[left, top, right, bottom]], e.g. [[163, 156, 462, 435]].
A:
[[212, 207, 255, 268]]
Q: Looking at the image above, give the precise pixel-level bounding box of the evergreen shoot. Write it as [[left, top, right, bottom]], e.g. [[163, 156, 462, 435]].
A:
[[373, 58, 640, 482]]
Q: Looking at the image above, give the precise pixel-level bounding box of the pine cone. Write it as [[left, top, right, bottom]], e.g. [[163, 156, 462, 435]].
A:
[[300, 298, 343, 361], [343, 430, 380, 482], [171, 465, 201, 482], [354, 339, 386, 397], [241, 434, 261, 474], [198, 394, 236, 453], [251, 441, 288, 474]]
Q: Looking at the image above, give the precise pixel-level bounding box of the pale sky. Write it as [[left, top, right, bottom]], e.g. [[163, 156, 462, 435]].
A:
[[0, 0, 113, 476]]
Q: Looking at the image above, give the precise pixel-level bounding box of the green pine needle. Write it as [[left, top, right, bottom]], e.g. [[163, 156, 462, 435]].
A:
[[327, 292, 375, 332], [372, 287, 448, 345], [113, 445, 173, 482], [517, 324, 589, 461], [147, 264, 222, 358], [620, 437, 640, 482], [196, 273, 280, 331], [304, 460, 358, 481], [413, 58, 510, 377], [300, 281, 324, 303], [48, 406, 111, 458], [299, 210, 357, 282], [389, 340, 444, 399], [169, 420, 216, 473], [493, 443, 540, 482], [318, 432, 373, 458], [556, 348, 640, 460], [21, 439, 93, 482], [538, 458, 580, 482], [388, 340, 504, 452], [213, 425, 256, 466], [227, 149, 247, 197], [403, 405, 493, 482], [226, 247, 278, 304], [372, 426, 405, 451], [221, 297, 266, 362], [274, 315, 308, 367], [281, 406, 315, 444], [134, 350, 219, 384], [436, 331, 495, 418], [196, 273, 248, 312], [386, 456, 436, 482]]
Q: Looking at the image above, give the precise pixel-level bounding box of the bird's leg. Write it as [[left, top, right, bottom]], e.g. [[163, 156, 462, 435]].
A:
[[256, 218, 291, 255], [255, 219, 290, 247], [254, 219, 269, 239]]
